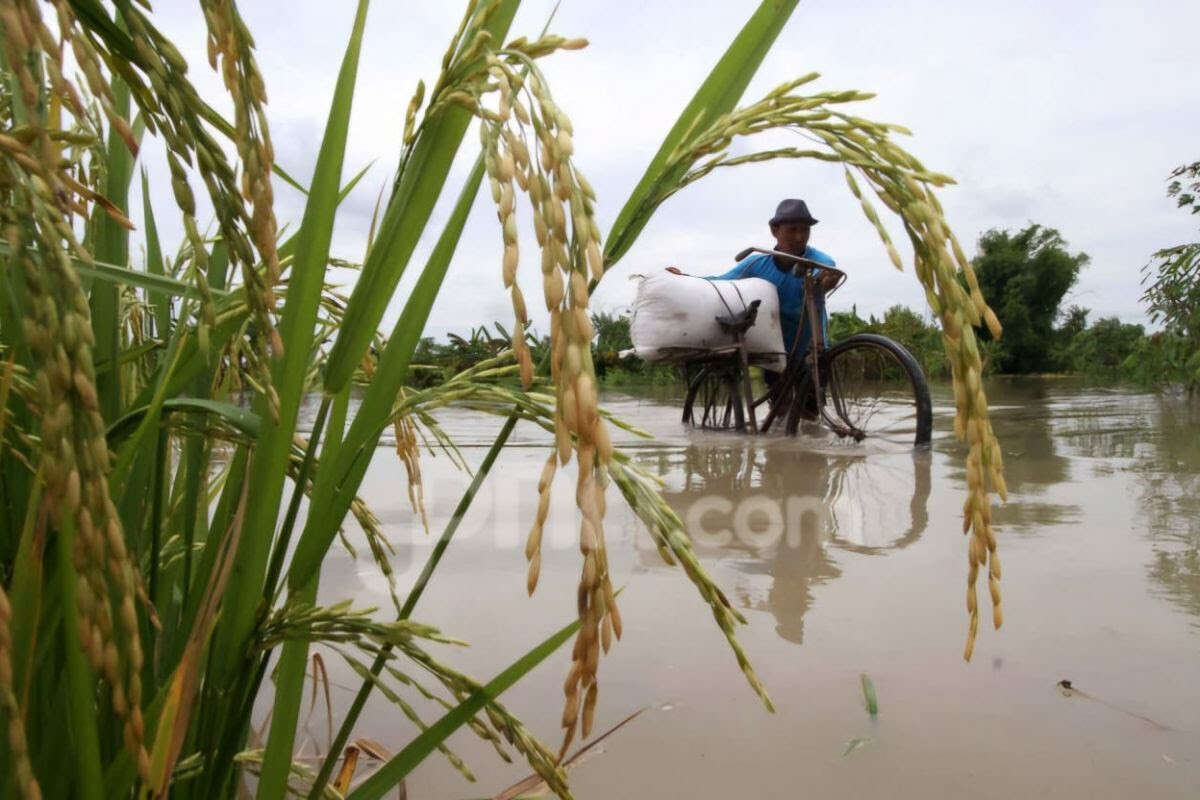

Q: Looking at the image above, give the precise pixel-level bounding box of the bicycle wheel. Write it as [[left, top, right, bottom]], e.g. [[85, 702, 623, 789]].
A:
[[682, 361, 747, 430], [821, 333, 932, 446]]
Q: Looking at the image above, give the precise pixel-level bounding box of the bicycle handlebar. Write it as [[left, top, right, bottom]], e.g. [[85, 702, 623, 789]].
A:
[[735, 246, 847, 288]]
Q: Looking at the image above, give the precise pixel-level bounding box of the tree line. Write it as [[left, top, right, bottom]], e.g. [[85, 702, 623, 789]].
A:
[[414, 159, 1199, 392]]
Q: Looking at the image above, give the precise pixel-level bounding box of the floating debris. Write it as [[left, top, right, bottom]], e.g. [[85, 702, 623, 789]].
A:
[[1057, 679, 1171, 731], [843, 736, 872, 757]]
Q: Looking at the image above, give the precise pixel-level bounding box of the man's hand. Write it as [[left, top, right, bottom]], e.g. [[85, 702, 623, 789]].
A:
[[818, 270, 840, 290], [665, 266, 684, 275]]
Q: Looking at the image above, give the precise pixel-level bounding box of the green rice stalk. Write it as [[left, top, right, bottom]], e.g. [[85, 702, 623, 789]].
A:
[[216, 4, 371, 791]]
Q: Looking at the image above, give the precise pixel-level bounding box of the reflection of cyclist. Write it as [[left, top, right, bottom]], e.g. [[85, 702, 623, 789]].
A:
[[658, 443, 931, 646], [759, 447, 840, 645], [665, 445, 842, 646]]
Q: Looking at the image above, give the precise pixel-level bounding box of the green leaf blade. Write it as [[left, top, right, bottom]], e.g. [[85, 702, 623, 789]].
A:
[[89, 73, 135, 421], [320, 1, 521, 393], [209, 0, 373, 746], [604, 0, 800, 268], [286, 153, 486, 594], [346, 617, 579, 800], [140, 167, 172, 341]]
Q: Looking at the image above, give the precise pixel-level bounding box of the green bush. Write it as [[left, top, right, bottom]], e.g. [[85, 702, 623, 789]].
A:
[[972, 225, 1089, 374], [589, 310, 677, 383], [1064, 317, 1146, 375], [829, 305, 950, 378], [1141, 160, 1200, 392]]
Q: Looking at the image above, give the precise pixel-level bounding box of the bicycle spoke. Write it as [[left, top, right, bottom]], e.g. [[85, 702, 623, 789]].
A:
[[682, 334, 930, 445], [826, 338, 929, 445]]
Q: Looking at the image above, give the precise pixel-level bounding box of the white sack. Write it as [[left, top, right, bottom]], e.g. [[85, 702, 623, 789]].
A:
[[629, 271, 786, 369]]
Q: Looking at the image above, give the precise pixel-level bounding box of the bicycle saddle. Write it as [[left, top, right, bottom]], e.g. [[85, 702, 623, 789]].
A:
[[715, 299, 761, 337]]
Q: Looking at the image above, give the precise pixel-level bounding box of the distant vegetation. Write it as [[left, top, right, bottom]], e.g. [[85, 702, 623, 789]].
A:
[[1138, 160, 1200, 393], [418, 220, 1193, 386], [421, 212, 1200, 389], [970, 224, 1089, 374], [419, 299, 1151, 389], [406, 314, 678, 389]]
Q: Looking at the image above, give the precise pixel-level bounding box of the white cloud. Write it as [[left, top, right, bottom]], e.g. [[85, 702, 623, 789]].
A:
[[130, 1, 1200, 339]]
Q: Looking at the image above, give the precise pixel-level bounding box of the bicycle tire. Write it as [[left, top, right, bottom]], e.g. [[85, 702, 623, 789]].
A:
[[681, 364, 709, 425], [681, 361, 750, 430], [798, 333, 932, 446]]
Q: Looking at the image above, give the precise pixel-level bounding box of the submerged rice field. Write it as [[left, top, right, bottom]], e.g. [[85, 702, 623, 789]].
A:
[[311, 378, 1200, 798]]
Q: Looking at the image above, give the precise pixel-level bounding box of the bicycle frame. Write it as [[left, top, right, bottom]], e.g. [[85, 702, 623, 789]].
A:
[[736, 248, 864, 439]]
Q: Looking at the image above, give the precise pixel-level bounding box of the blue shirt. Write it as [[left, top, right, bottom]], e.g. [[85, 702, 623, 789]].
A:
[[706, 246, 836, 361]]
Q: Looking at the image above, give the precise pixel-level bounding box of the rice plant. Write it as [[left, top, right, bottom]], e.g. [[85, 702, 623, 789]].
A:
[[0, 1, 1005, 797]]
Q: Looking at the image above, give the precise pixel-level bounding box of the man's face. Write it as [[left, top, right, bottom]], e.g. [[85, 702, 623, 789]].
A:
[[772, 221, 811, 256]]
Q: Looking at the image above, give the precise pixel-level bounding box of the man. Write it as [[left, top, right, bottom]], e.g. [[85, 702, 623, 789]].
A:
[[668, 198, 838, 362]]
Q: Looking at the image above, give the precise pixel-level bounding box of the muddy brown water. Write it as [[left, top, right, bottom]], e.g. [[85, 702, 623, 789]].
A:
[[307, 379, 1200, 798]]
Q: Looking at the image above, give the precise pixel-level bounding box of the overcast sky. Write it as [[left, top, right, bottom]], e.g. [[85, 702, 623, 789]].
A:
[[140, 1, 1200, 339]]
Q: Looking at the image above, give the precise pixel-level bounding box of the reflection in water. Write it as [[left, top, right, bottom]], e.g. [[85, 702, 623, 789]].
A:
[[940, 380, 1079, 531], [648, 441, 931, 644], [827, 448, 932, 554], [1024, 385, 1200, 626], [979, 382, 1200, 628], [1135, 398, 1200, 626]]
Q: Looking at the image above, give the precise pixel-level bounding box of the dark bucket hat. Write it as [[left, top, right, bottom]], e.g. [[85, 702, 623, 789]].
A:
[[769, 198, 818, 227]]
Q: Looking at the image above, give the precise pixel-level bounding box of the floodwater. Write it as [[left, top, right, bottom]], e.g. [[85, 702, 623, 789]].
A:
[[313, 379, 1200, 798]]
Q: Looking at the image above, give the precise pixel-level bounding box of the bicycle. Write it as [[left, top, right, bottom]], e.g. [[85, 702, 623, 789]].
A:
[[679, 247, 933, 446]]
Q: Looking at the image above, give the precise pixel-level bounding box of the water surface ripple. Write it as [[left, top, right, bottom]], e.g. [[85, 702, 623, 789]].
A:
[[317, 378, 1200, 798]]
